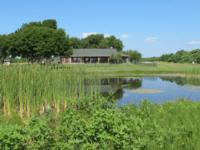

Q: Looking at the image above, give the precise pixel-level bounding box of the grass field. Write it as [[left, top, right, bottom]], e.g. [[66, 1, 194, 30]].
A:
[[80, 62, 200, 76]]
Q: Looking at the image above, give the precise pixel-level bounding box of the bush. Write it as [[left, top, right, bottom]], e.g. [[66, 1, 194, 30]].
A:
[[0, 118, 54, 150], [0, 101, 200, 149], [25, 118, 54, 150], [0, 125, 26, 150]]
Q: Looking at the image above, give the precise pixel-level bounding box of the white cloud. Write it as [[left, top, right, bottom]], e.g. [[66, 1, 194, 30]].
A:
[[81, 32, 111, 38], [104, 34, 111, 37], [187, 40, 200, 45], [144, 37, 158, 43], [82, 32, 97, 38], [121, 34, 129, 39]]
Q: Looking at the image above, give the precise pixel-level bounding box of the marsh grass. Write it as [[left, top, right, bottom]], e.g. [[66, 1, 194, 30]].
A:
[[0, 65, 100, 118], [0, 62, 200, 119]]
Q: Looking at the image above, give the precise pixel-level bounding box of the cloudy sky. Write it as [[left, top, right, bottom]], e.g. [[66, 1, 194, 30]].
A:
[[1, 0, 200, 57]]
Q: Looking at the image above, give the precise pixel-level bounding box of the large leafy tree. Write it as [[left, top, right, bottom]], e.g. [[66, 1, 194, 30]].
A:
[[102, 36, 124, 51], [70, 37, 83, 49], [21, 19, 57, 30], [42, 19, 57, 29], [0, 35, 12, 63], [0, 35, 5, 62], [82, 34, 104, 48], [0, 19, 72, 63], [11, 26, 71, 62]]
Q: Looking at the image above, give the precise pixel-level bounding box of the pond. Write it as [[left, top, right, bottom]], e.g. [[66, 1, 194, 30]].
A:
[[99, 76, 200, 105]]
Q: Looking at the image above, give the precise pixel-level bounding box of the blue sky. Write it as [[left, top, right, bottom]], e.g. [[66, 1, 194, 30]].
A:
[[0, 0, 200, 57]]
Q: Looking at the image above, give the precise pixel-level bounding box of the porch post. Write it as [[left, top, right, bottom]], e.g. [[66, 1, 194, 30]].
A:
[[79, 57, 83, 63], [98, 57, 100, 63], [68, 58, 72, 64], [108, 57, 110, 64]]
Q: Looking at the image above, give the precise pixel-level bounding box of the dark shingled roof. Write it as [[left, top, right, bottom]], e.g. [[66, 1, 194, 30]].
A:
[[71, 49, 117, 57]]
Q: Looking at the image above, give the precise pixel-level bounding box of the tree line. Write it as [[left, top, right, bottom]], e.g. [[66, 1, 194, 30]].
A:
[[0, 19, 142, 63], [160, 49, 200, 63], [145, 49, 200, 64]]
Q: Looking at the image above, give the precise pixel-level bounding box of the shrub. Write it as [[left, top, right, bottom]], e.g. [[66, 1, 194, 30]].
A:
[[0, 125, 26, 150]]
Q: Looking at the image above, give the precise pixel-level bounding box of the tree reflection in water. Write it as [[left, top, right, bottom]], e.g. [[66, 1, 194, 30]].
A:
[[160, 76, 200, 86], [100, 78, 142, 100]]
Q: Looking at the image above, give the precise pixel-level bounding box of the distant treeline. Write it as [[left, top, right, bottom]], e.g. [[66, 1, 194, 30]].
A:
[[144, 49, 200, 64]]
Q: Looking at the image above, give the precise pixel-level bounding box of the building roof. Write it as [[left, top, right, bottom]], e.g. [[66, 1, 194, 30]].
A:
[[71, 49, 117, 57]]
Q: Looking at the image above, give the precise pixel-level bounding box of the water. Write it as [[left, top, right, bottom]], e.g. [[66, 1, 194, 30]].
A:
[[99, 76, 200, 105]]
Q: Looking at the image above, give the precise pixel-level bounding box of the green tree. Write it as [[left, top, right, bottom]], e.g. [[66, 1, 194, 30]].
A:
[[0, 35, 5, 62], [110, 52, 123, 64], [70, 37, 82, 49], [0, 35, 12, 63], [160, 53, 174, 62], [12, 26, 71, 62], [42, 19, 57, 29], [127, 50, 142, 63], [191, 49, 200, 63], [21, 19, 57, 30], [159, 50, 198, 63], [173, 50, 189, 63], [81, 34, 124, 51], [82, 34, 104, 48], [103, 36, 124, 51]]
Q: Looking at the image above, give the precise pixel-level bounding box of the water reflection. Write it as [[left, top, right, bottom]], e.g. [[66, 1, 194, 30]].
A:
[[160, 76, 200, 86], [99, 76, 200, 104], [100, 78, 142, 100]]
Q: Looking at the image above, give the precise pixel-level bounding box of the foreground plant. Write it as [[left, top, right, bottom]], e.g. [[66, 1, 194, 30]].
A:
[[0, 100, 199, 150]]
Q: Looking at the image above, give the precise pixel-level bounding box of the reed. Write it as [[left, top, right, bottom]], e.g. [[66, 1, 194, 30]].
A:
[[0, 65, 100, 118]]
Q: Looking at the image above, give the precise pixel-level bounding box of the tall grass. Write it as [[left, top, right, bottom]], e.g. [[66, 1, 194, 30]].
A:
[[1, 62, 200, 118], [0, 65, 100, 118]]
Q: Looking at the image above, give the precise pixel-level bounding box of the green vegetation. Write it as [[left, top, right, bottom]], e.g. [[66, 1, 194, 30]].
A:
[[0, 64, 200, 149], [160, 76, 200, 86], [0, 20, 72, 63], [81, 62, 200, 76], [146, 49, 200, 64], [0, 65, 100, 118], [1, 19, 200, 149], [0, 19, 125, 63], [0, 100, 200, 149], [0, 19, 144, 65], [2, 63, 199, 119], [110, 52, 124, 64], [70, 34, 124, 51], [126, 50, 142, 63]]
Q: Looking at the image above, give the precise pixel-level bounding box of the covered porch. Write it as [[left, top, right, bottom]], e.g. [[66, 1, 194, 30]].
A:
[[71, 57, 110, 63]]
